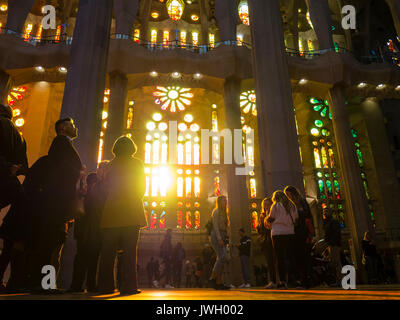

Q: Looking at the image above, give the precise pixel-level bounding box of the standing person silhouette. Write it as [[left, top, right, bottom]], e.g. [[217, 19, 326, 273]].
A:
[[209, 195, 230, 290], [97, 136, 147, 295], [26, 117, 83, 293]]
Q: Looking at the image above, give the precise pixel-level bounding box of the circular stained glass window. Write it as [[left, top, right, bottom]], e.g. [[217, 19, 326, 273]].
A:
[[315, 120, 324, 128]]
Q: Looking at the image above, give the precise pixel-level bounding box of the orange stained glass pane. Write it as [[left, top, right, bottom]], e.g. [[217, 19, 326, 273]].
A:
[[321, 146, 329, 168], [250, 178, 256, 198], [177, 210, 183, 229], [328, 148, 335, 168], [313, 148, 321, 168], [185, 211, 192, 229], [194, 211, 200, 230], [163, 30, 169, 47], [251, 211, 258, 231]]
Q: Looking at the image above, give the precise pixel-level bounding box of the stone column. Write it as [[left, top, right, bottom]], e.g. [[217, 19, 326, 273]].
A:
[[248, 0, 304, 196], [327, 85, 373, 278], [361, 98, 400, 229], [215, 0, 237, 43], [223, 77, 250, 285], [200, 0, 209, 45], [5, 0, 35, 34], [103, 72, 128, 160], [305, 0, 334, 50], [0, 70, 12, 104], [288, 0, 299, 51], [140, 0, 152, 42], [386, 0, 400, 38], [114, 0, 139, 37], [60, 0, 113, 172]]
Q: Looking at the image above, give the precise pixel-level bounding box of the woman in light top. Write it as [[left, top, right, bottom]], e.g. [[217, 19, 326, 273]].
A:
[[209, 195, 230, 290], [268, 190, 298, 289]]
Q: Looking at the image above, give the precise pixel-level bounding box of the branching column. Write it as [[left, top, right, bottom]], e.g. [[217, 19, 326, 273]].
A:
[[103, 72, 128, 160], [5, 0, 35, 34], [223, 76, 250, 284], [114, 0, 139, 37], [327, 85, 373, 277], [60, 0, 113, 172], [305, 0, 334, 50], [215, 0, 237, 42], [248, 0, 304, 196]]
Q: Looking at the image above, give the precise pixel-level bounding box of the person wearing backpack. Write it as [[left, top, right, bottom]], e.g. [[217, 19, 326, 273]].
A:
[[284, 186, 315, 288], [268, 190, 298, 289]]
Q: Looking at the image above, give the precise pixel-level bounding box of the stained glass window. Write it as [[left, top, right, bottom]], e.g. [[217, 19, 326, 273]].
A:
[[180, 31, 186, 45], [192, 32, 199, 47], [167, 0, 184, 21], [308, 97, 344, 227], [163, 30, 169, 48], [24, 24, 33, 42], [352, 128, 375, 225], [240, 90, 257, 116], [153, 86, 194, 112], [144, 102, 202, 231], [238, 0, 250, 26], [151, 29, 157, 44], [209, 33, 215, 48], [133, 29, 140, 43], [55, 25, 62, 43]]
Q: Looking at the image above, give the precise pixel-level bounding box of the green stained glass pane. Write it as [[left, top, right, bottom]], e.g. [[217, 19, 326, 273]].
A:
[[332, 172, 337, 177], [334, 180, 340, 199], [313, 104, 323, 112], [326, 180, 333, 196], [338, 212, 345, 228], [356, 149, 364, 167], [355, 142, 360, 148], [321, 108, 327, 117], [361, 172, 366, 179], [315, 120, 324, 128], [328, 110, 332, 120], [338, 204, 343, 210], [321, 128, 327, 136], [318, 179, 325, 194], [317, 172, 323, 178], [324, 100, 329, 106], [352, 129, 358, 138], [325, 173, 330, 178], [310, 97, 319, 104]]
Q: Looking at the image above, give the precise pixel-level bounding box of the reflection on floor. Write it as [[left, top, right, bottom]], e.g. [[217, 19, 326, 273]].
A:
[[0, 286, 400, 300]]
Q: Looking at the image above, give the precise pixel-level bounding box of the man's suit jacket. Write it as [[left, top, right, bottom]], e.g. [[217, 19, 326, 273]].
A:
[[46, 135, 82, 223]]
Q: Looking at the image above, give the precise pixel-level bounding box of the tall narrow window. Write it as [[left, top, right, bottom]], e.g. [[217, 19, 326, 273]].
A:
[[209, 33, 215, 48], [151, 29, 158, 44], [192, 32, 199, 47], [24, 24, 33, 41], [163, 30, 169, 47], [36, 24, 43, 41], [180, 31, 186, 45], [55, 25, 62, 42], [133, 29, 140, 43], [237, 34, 243, 46]]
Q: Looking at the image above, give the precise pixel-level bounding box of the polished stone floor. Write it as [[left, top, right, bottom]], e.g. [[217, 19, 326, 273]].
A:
[[0, 286, 399, 300]]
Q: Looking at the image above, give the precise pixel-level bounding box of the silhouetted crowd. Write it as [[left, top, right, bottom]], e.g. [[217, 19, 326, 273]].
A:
[[0, 105, 146, 294], [0, 103, 397, 295]]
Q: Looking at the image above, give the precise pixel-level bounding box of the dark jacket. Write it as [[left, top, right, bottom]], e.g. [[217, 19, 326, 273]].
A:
[[238, 235, 251, 257], [100, 156, 147, 229], [160, 235, 173, 261], [324, 217, 341, 247], [0, 116, 28, 175]]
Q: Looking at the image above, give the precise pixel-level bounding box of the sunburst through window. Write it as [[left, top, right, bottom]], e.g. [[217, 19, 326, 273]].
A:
[[240, 90, 257, 116], [153, 86, 194, 112]]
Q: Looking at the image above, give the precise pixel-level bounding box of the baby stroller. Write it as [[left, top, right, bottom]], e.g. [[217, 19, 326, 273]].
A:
[[309, 239, 337, 287]]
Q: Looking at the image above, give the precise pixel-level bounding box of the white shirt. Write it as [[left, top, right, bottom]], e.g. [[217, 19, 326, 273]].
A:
[[269, 202, 298, 236]]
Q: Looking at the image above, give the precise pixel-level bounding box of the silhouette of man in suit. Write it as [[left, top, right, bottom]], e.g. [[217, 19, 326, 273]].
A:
[[27, 118, 83, 292]]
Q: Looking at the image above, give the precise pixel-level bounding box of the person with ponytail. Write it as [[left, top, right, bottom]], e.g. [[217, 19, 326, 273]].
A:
[[268, 190, 298, 289]]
